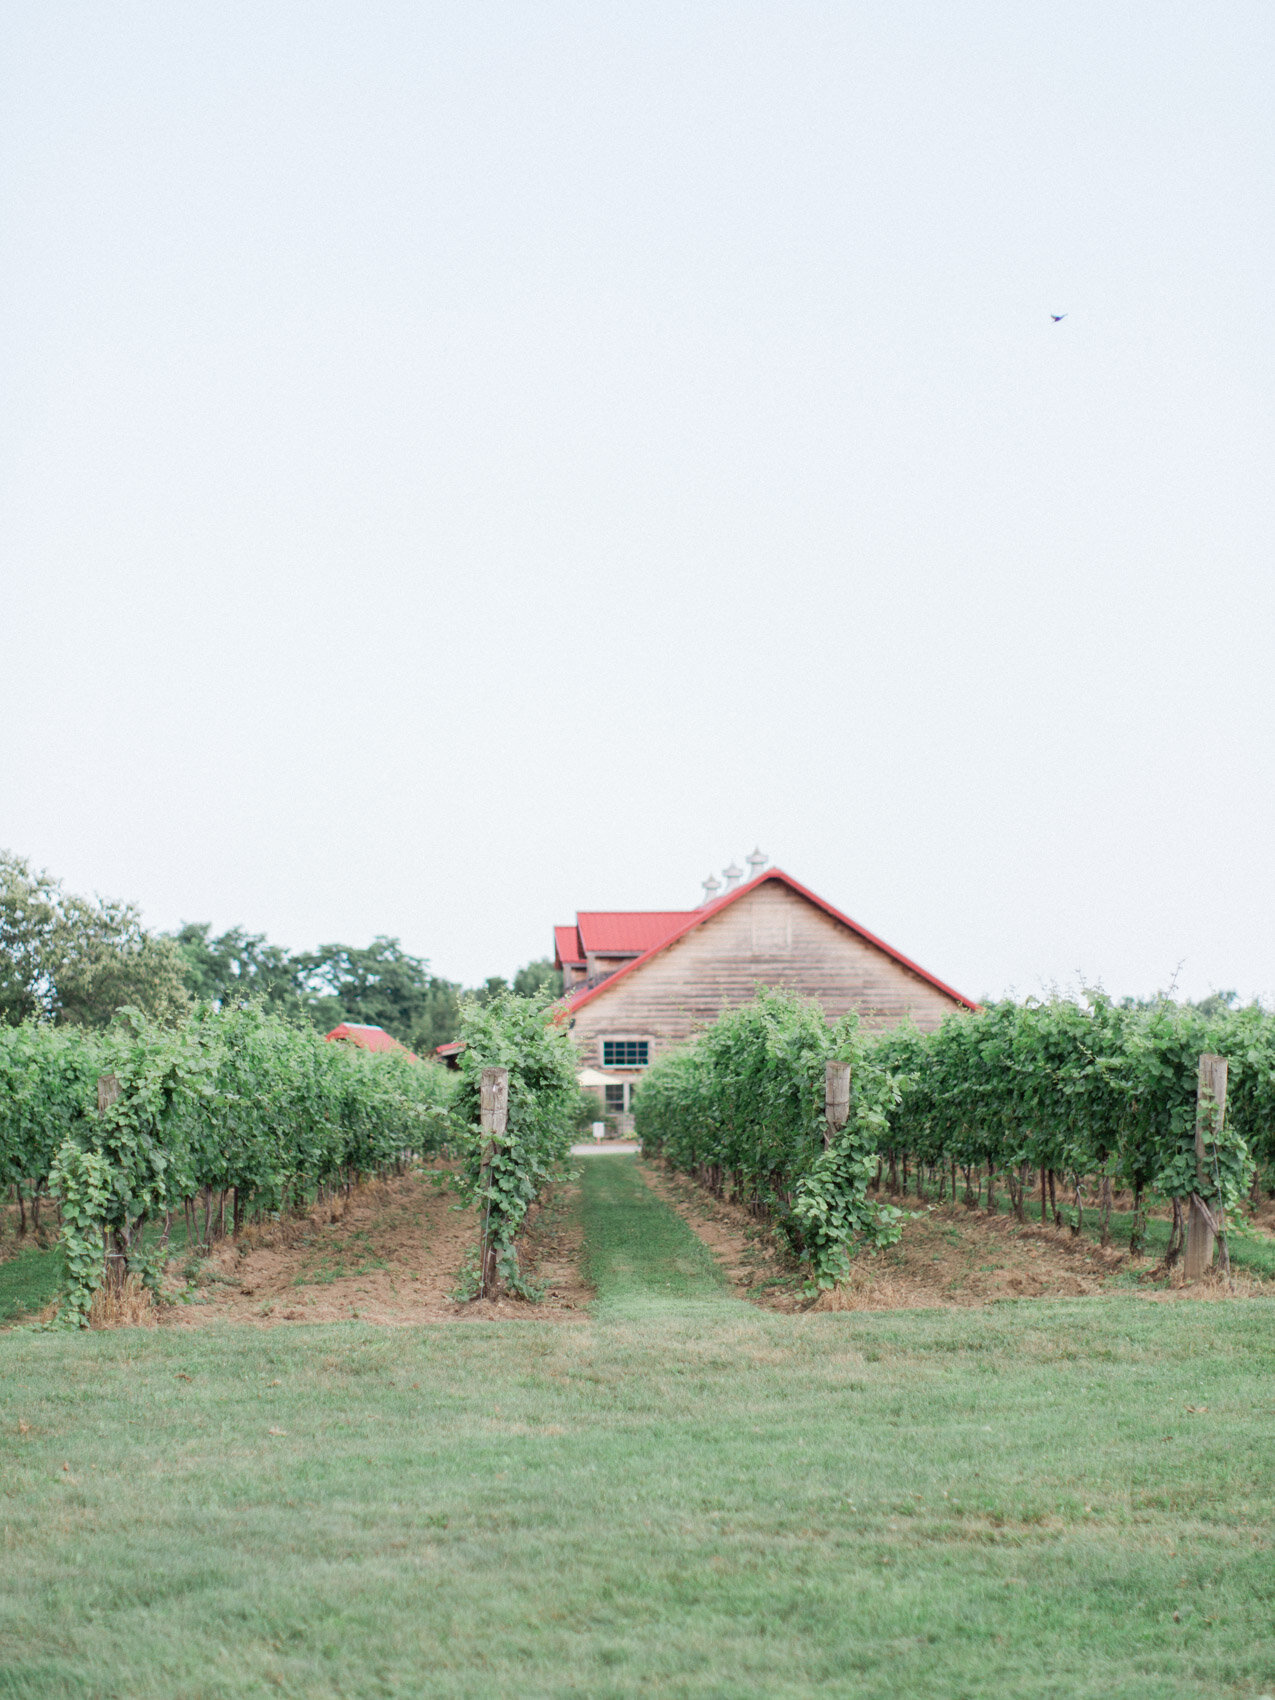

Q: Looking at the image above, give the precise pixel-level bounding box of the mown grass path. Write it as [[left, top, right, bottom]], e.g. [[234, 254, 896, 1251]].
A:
[[0, 1156, 1272, 1699], [577, 1152, 733, 1311]]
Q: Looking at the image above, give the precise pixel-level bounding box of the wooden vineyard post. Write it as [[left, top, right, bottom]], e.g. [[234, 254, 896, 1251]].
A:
[[824, 1060, 851, 1150], [478, 1067, 509, 1298], [1185, 1054, 1227, 1281], [96, 1075, 123, 1294]]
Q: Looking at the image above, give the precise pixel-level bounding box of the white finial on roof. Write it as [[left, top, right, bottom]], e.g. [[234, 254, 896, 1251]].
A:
[[722, 862, 743, 892], [746, 847, 768, 879], [700, 872, 722, 907]]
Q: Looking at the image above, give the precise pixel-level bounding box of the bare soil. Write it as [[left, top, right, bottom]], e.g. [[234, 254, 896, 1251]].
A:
[[817, 1206, 1133, 1310], [163, 1167, 591, 1327], [0, 1206, 57, 1260], [641, 1159, 1271, 1311]]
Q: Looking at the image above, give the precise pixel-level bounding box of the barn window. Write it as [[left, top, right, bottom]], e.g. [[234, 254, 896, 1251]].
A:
[[604, 1084, 626, 1113], [603, 1039, 649, 1068]]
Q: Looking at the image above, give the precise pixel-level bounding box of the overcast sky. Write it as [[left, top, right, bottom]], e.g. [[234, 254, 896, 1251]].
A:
[[2, 2, 1273, 1004]]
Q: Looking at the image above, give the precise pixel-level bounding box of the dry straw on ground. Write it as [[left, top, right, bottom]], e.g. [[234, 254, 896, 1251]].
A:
[[88, 1273, 158, 1329]]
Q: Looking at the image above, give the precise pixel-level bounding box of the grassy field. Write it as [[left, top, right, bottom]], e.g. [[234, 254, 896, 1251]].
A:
[[2, 1156, 1273, 1699]]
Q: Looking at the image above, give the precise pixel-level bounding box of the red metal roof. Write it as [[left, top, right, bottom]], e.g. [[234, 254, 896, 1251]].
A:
[[554, 925, 585, 969], [325, 1023, 418, 1060], [575, 911, 697, 956], [561, 870, 979, 1016]]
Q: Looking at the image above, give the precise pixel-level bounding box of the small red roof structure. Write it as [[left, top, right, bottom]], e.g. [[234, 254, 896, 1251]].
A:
[[325, 1023, 418, 1060], [555, 914, 699, 969], [553, 925, 585, 970]]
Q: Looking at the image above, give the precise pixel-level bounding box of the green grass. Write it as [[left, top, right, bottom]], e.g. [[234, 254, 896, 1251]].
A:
[[0, 1212, 229, 1324], [960, 1187, 1275, 1280], [1, 1155, 1273, 1699], [0, 1239, 62, 1323], [579, 1150, 731, 1310]]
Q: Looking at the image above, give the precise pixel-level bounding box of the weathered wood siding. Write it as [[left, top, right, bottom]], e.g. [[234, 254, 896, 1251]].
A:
[[570, 879, 964, 1068]]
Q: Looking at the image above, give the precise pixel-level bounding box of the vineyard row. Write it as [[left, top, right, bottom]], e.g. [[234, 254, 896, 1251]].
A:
[[0, 991, 579, 1322], [634, 989, 1274, 1288]]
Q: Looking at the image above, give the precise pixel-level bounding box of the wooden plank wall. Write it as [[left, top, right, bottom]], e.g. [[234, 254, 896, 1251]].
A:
[[570, 880, 965, 1067]]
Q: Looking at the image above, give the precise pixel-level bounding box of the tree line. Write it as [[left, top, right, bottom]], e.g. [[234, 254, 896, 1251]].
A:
[[1, 850, 557, 1053]]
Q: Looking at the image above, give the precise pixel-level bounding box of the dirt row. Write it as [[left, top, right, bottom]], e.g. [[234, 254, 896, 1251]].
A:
[[160, 1166, 591, 1327], [166, 1156, 1267, 1327], [7, 1155, 1268, 1329], [636, 1159, 1269, 1310]]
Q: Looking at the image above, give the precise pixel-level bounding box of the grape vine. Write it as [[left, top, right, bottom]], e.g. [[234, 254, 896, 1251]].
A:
[[451, 991, 579, 1298], [633, 988, 904, 1290], [2, 1002, 455, 1323], [634, 989, 1270, 1288]]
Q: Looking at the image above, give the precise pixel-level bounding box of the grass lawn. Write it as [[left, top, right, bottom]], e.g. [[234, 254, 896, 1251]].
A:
[[0, 1216, 208, 1327], [1, 1155, 1272, 1699], [0, 1241, 62, 1326]]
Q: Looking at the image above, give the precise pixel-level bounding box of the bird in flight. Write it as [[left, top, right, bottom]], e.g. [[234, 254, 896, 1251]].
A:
[[1051, 313, 1067, 322]]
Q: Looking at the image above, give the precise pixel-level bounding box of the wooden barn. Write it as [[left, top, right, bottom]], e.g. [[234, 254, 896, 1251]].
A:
[[553, 857, 975, 1122]]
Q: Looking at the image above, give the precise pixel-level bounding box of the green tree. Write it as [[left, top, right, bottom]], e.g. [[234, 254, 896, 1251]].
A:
[[1, 852, 187, 1029], [512, 958, 562, 998], [401, 978, 464, 1057], [294, 936, 461, 1056], [0, 853, 59, 1023], [169, 923, 305, 1017]]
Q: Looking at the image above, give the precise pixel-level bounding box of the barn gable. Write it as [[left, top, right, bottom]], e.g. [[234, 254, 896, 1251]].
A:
[[562, 868, 974, 1117]]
